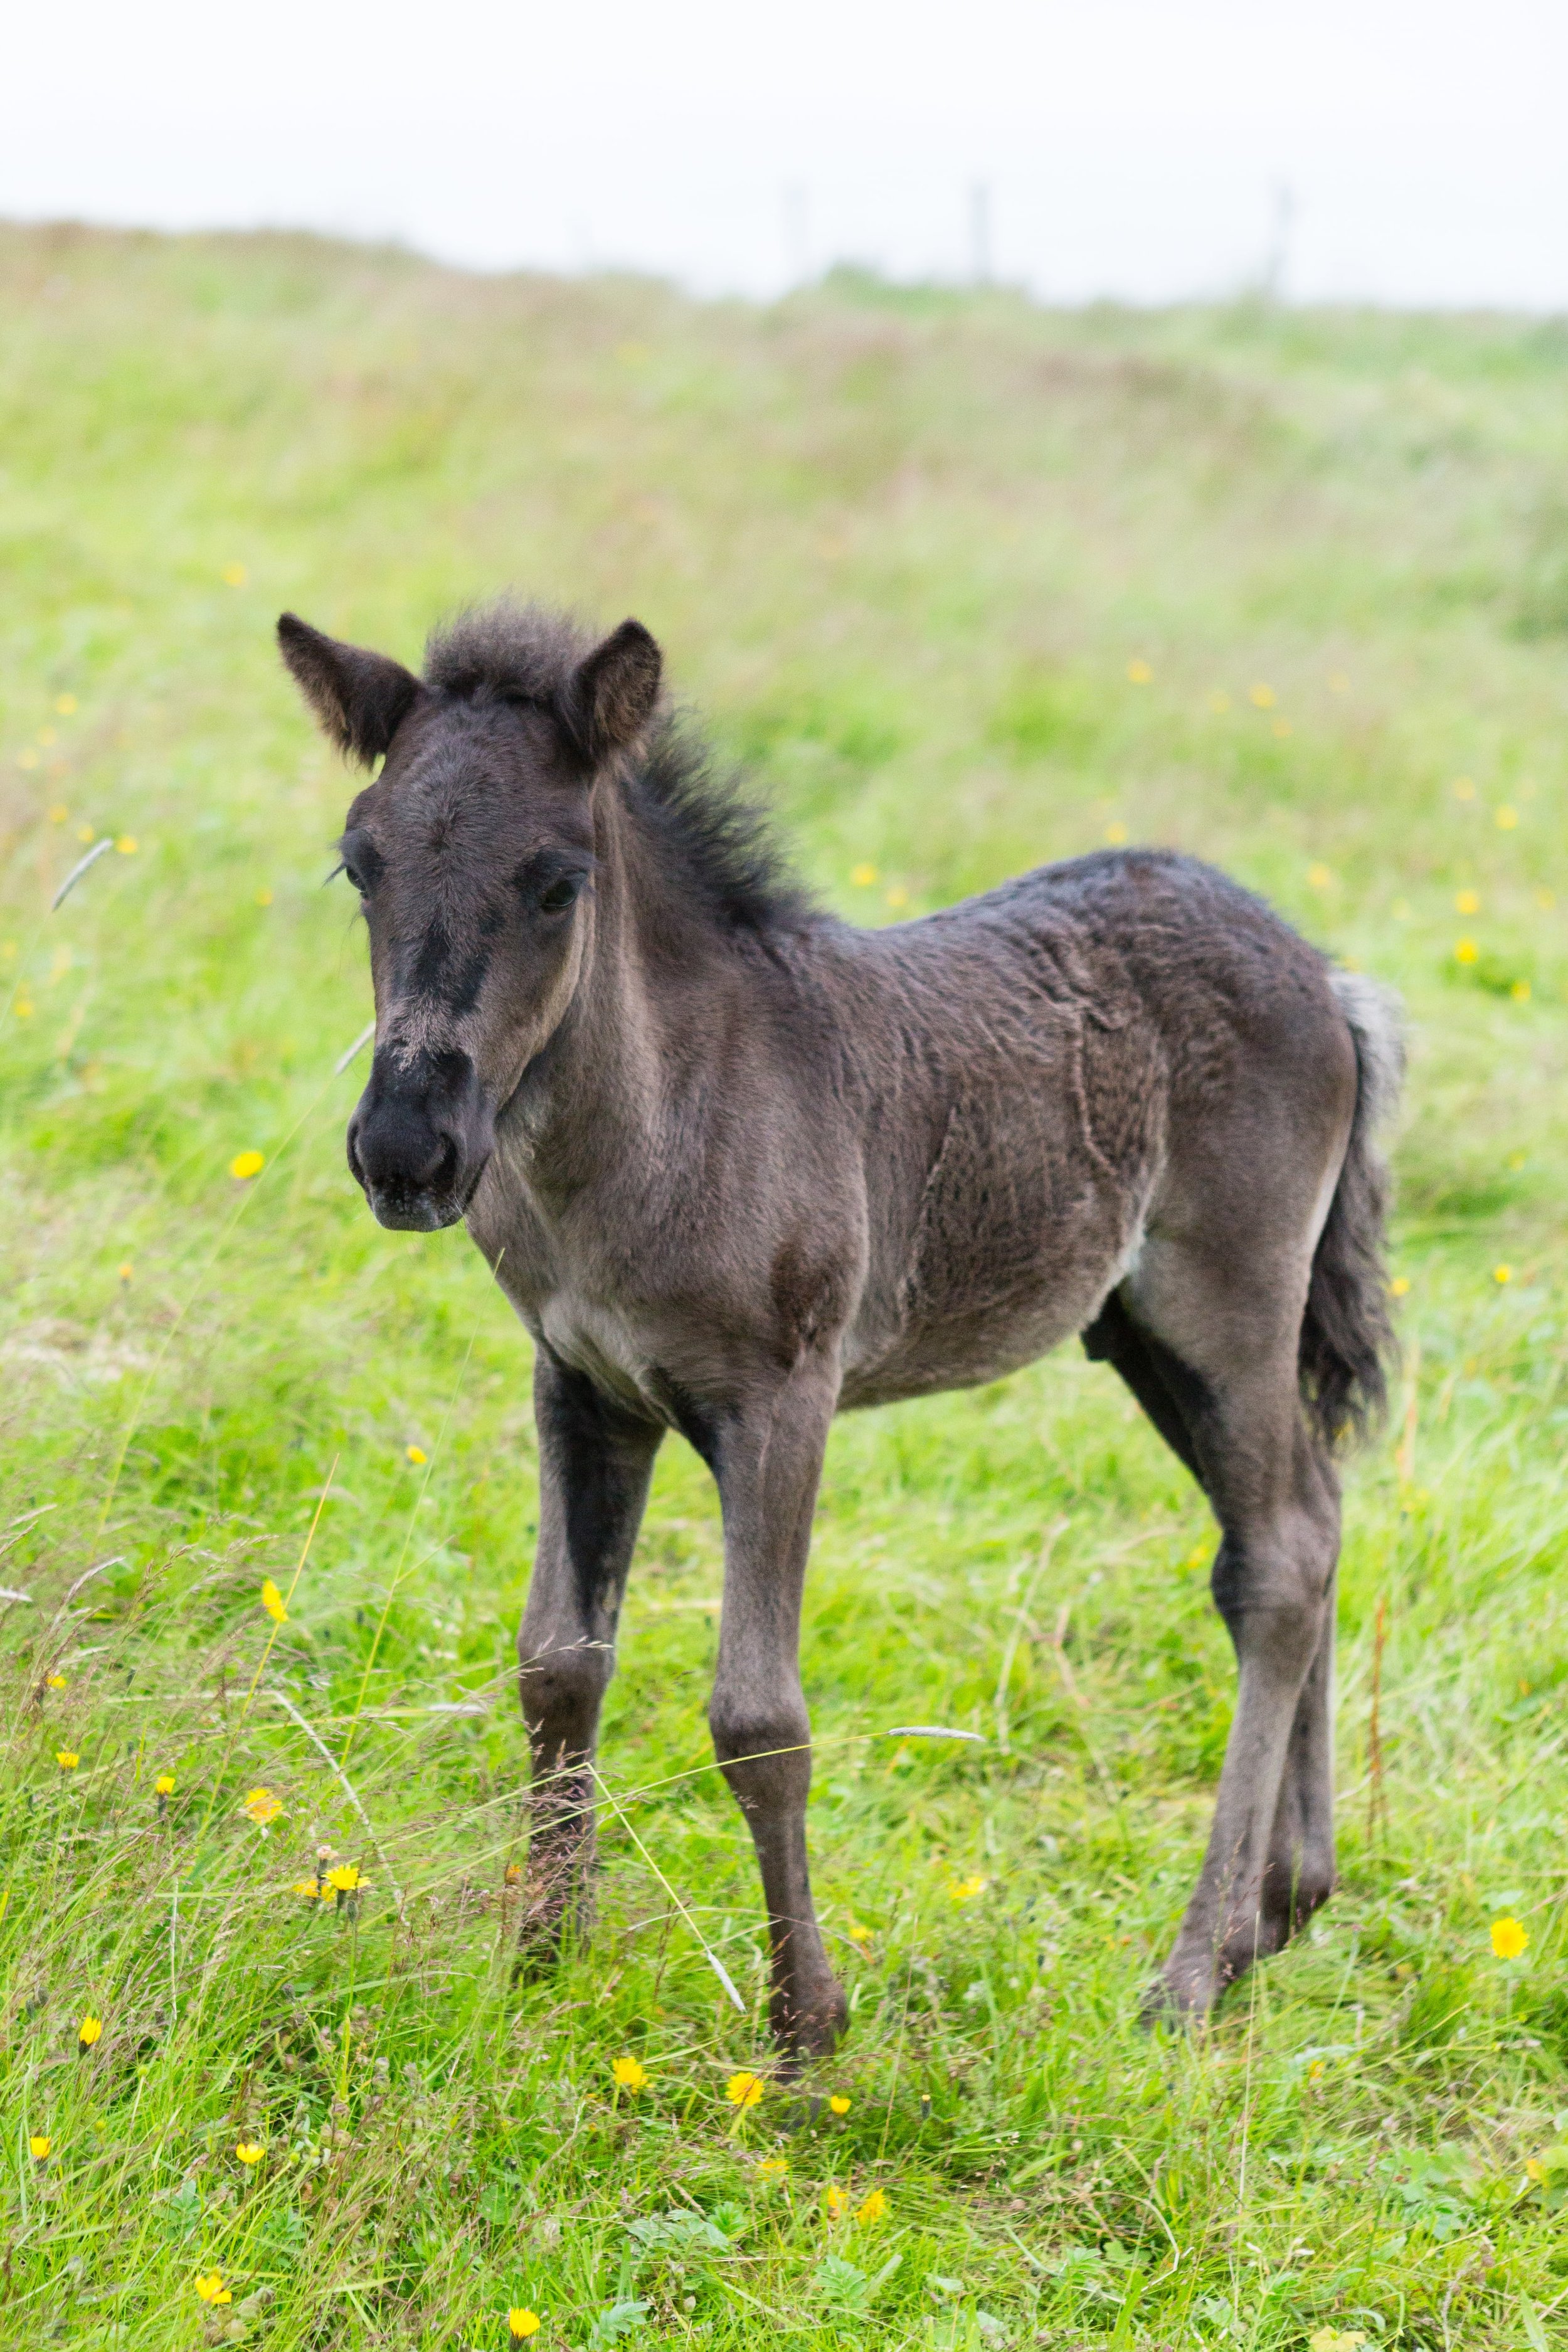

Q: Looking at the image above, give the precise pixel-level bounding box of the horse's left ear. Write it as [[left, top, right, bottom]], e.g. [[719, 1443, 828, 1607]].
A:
[[562, 619, 662, 766], [277, 613, 422, 767]]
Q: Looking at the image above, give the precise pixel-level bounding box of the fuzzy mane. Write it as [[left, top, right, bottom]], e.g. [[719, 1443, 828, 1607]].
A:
[[423, 601, 813, 938]]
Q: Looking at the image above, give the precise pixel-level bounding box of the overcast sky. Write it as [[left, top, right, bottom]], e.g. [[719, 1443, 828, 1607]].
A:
[[4, 0, 1565, 306]]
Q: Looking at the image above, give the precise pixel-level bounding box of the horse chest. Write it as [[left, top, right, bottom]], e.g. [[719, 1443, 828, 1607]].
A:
[[532, 1284, 668, 1416]]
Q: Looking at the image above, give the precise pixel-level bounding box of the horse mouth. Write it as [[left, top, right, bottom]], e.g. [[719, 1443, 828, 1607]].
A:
[[365, 1182, 466, 1232]]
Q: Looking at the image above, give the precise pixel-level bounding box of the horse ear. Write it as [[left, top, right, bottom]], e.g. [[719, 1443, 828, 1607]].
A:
[[563, 619, 662, 766], [277, 613, 421, 766]]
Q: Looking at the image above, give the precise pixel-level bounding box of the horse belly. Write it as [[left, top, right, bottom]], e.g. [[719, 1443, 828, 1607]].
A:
[[841, 1025, 1163, 1407], [841, 1180, 1141, 1406]]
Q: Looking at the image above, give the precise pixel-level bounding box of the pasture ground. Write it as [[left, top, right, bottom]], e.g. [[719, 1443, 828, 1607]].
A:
[[3, 223, 1568, 2349]]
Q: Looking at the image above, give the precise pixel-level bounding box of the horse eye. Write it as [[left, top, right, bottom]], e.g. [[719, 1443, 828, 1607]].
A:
[[342, 865, 366, 896], [538, 874, 581, 913]]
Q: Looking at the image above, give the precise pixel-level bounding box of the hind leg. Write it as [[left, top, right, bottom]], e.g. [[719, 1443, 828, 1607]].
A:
[[1088, 1292, 1340, 2005], [1111, 1225, 1343, 2014], [1260, 1585, 1337, 1945], [1158, 1382, 1339, 2011]]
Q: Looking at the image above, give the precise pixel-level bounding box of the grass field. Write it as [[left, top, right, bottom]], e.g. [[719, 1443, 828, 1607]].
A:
[[3, 221, 1568, 2350]]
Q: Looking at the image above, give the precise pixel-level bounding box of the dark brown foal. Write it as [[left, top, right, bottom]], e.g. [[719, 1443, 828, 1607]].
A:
[[281, 599, 1399, 2053]]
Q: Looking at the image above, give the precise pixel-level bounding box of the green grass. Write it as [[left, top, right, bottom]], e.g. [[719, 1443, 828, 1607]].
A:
[[3, 223, 1568, 2349]]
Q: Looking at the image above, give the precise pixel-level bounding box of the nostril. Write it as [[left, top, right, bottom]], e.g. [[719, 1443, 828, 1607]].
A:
[[429, 1133, 461, 1197]]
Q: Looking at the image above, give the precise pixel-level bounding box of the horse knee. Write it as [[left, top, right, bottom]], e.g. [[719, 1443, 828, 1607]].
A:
[[709, 1693, 811, 1812], [517, 1634, 612, 1751]]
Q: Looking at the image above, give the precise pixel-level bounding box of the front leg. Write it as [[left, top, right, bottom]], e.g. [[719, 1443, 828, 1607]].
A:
[[517, 1348, 662, 1961], [707, 1363, 846, 2060]]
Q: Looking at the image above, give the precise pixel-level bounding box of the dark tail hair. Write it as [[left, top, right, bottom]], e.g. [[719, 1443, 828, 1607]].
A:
[[1299, 970, 1405, 1449]]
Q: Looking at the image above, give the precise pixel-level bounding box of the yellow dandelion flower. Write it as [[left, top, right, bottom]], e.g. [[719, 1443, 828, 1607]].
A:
[[508, 2314, 541, 2343], [55, 1750, 79, 1771], [612, 2054, 649, 2092], [1104, 821, 1129, 845], [850, 863, 879, 887], [946, 1873, 987, 1904], [1308, 2058, 1325, 2082], [260, 1578, 288, 1625], [240, 1786, 283, 1828], [154, 1773, 175, 1796], [115, 835, 137, 856], [847, 1920, 873, 1945], [326, 1863, 362, 1892], [235, 2141, 263, 2164], [255, 887, 273, 906], [1491, 1915, 1528, 1958], [45, 1673, 66, 1690], [828, 2094, 850, 2116], [194, 2272, 232, 2304], [75, 824, 94, 844], [1452, 775, 1476, 801], [825, 2183, 847, 2217], [230, 1149, 265, 1181], [756, 2156, 789, 2179], [118, 1262, 133, 1283], [78, 2015, 102, 2048], [13, 995, 33, 1018], [1454, 888, 1480, 914], [1249, 683, 1276, 709], [1493, 1264, 1513, 1286], [47, 803, 66, 822], [1495, 803, 1518, 830], [504, 1862, 523, 1887], [884, 886, 908, 909], [1126, 658, 1152, 684], [856, 2188, 887, 2224], [1306, 863, 1333, 890], [1207, 690, 1231, 712], [1453, 936, 1478, 965], [406, 1444, 426, 1464], [1512, 980, 1531, 1002], [28, 2135, 50, 2159], [221, 563, 248, 588], [55, 694, 77, 716], [1389, 1276, 1411, 1297], [1527, 2156, 1548, 2183], [726, 2070, 764, 2109], [292, 1878, 323, 1900]]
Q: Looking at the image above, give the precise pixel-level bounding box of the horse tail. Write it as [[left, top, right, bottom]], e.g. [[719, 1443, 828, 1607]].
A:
[[1298, 969, 1405, 1449]]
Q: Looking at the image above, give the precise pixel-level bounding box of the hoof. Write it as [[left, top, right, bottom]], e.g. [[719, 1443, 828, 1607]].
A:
[[512, 1887, 591, 1984], [772, 1976, 849, 2061], [512, 1928, 563, 1986], [1139, 1980, 1202, 2031]]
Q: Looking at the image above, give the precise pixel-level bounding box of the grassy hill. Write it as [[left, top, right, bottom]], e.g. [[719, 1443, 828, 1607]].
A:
[[3, 221, 1568, 2349]]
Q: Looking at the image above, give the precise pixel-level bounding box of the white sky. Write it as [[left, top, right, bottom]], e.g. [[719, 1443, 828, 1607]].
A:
[[3, 0, 1565, 305]]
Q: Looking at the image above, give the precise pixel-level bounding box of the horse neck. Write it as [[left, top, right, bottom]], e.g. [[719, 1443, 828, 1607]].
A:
[[504, 781, 702, 1177]]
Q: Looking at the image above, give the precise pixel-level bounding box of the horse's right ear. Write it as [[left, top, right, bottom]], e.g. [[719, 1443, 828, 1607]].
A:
[[277, 613, 421, 767]]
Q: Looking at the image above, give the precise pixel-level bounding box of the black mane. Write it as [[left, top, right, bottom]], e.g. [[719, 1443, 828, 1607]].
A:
[[424, 601, 813, 938]]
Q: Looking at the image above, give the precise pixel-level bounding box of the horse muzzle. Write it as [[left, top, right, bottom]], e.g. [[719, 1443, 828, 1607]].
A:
[[346, 1046, 494, 1232]]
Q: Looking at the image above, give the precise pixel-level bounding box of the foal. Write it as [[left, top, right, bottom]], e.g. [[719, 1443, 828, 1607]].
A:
[[280, 600, 1400, 2055]]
